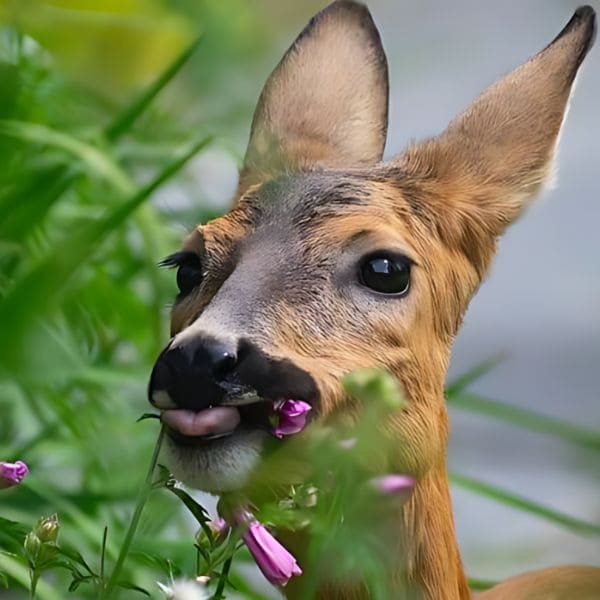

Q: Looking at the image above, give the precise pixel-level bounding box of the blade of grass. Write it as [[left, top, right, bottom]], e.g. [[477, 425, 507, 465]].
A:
[[102, 427, 165, 599], [448, 392, 600, 451], [0, 165, 77, 242], [0, 120, 133, 194], [0, 135, 213, 364], [451, 472, 600, 536], [105, 35, 203, 141], [445, 354, 506, 396]]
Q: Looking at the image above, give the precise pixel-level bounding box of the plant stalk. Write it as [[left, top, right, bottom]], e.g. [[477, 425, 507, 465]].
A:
[[213, 556, 233, 600], [101, 426, 164, 598]]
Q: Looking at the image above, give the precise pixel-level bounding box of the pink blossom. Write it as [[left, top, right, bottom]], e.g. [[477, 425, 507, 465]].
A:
[[271, 399, 311, 438], [370, 474, 415, 502], [0, 461, 28, 489], [235, 510, 302, 587], [208, 517, 230, 541]]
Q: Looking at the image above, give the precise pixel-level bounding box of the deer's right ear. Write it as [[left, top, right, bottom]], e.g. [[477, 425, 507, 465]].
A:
[[238, 1, 389, 194]]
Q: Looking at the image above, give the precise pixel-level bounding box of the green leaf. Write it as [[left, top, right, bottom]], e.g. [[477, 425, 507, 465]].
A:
[[117, 580, 151, 596], [445, 354, 506, 396], [0, 120, 133, 193], [451, 473, 600, 536], [0, 134, 213, 370], [468, 577, 496, 591], [448, 392, 600, 451], [0, 164, 76, 243], [57, 546, 96, 576], [165, 483, 214, 543], [137, 413, 161, 422], [105, 35, 203, 141], [0, 552, 63, 600]]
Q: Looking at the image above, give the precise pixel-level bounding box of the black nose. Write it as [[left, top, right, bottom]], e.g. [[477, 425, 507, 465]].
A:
[[148, 336, 238, 410]]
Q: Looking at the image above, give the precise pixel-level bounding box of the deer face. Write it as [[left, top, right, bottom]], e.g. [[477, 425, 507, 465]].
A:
[[148, 2, 596, 492]]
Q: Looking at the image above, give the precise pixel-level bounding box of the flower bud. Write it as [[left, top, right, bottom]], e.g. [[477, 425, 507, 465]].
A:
[[35, 514, 59, 543], [0, 460, 28, 489], [370, 474, 415, 503], [271, 400, 311, 439], [232, 509, 302, 587], [24, 531, 41, 562], [208, 517, 230, 541]]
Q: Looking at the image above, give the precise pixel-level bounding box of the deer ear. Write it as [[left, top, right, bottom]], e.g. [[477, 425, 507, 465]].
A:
[[396, 6, 596, 235], [239, 1, 389, 192]]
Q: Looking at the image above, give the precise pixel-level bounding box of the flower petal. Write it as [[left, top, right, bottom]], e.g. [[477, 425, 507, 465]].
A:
[[242, 520, 302, 586], [370, 474, 415, 501], [0, 460, 29, 489], [272, 400, 311, 438]]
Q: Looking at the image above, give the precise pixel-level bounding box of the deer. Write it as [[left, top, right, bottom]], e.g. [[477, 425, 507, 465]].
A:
[[147, 2, 598, 598]]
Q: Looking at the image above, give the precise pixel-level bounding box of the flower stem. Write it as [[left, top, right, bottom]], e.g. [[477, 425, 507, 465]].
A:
[[213, 556, 233, 600], [29, 569, 38, 600], [101, 426, 164, 598]]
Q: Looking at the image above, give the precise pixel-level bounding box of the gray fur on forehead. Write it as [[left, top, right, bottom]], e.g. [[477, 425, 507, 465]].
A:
[[244, 170, 371, 222]]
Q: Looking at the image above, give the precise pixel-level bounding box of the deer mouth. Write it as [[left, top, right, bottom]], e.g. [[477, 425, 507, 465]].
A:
[[161, 400, 274, 446]]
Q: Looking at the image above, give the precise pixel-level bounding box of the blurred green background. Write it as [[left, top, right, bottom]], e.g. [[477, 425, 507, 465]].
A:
[[0, 1, 292, 597], [0, 1, 598, 598]]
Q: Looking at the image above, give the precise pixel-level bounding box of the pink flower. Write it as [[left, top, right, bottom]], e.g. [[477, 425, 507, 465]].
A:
[[0, 461, 28, 489], [370, 474, 415, 502], [271, 399, 311, 438], [235, 511, 302, 587], [208, 517, 230, 541]]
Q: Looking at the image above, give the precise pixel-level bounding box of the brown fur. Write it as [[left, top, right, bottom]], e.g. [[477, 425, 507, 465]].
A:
[[167, 2, 597, 598]]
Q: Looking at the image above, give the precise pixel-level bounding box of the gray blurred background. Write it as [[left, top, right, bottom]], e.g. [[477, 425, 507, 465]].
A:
[[185, 0, 600, 585]]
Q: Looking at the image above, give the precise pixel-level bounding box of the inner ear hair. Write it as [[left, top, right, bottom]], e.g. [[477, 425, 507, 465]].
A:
[[238, 0, 389, 195]]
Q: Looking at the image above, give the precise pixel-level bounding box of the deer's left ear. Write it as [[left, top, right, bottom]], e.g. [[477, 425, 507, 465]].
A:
[[238, 1, 389, 194], [395, 7, 596, 242]]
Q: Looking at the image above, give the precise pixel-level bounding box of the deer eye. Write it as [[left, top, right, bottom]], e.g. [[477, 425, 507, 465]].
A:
[[160, 251, 203, 296], [359, 253, 411, 296]]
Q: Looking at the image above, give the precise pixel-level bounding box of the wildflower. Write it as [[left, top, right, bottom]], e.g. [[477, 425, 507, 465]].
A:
[[271, 399, 311, 438], [0, 460, 28, 489], [370, 474, 415, 502], [235, 510, 302, 587], [208, 517, 230, 541], [24, 515, 60, 565], [157, 578, 209, 600]]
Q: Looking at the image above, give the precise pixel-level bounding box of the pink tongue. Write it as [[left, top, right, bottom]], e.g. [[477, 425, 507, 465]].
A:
[[161, 407, 240, 437]]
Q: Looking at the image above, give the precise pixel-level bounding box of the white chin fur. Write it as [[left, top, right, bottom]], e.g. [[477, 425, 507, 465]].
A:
[[163, 429, 268, 493]]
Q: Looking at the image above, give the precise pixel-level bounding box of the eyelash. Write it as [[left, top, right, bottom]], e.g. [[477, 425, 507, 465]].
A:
[[158, 251, 201, 269]]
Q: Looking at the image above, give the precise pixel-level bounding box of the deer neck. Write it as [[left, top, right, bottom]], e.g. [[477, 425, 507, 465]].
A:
[[403, 461, 471, 600], [285, 464, 471, 600]]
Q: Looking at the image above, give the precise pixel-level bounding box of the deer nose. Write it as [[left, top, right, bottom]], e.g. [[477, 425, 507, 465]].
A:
[[148, 336, 238, 410]]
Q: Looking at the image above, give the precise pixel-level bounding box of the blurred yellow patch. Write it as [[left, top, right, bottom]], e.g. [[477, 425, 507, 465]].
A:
[[1, 0, 195, 98]]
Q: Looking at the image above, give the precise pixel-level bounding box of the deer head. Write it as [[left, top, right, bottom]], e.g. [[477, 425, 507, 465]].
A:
[[148, 0, 595, 510]]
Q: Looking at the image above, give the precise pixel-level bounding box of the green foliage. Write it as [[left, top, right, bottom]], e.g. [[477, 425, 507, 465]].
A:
[[0, 2, 271, 596]]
